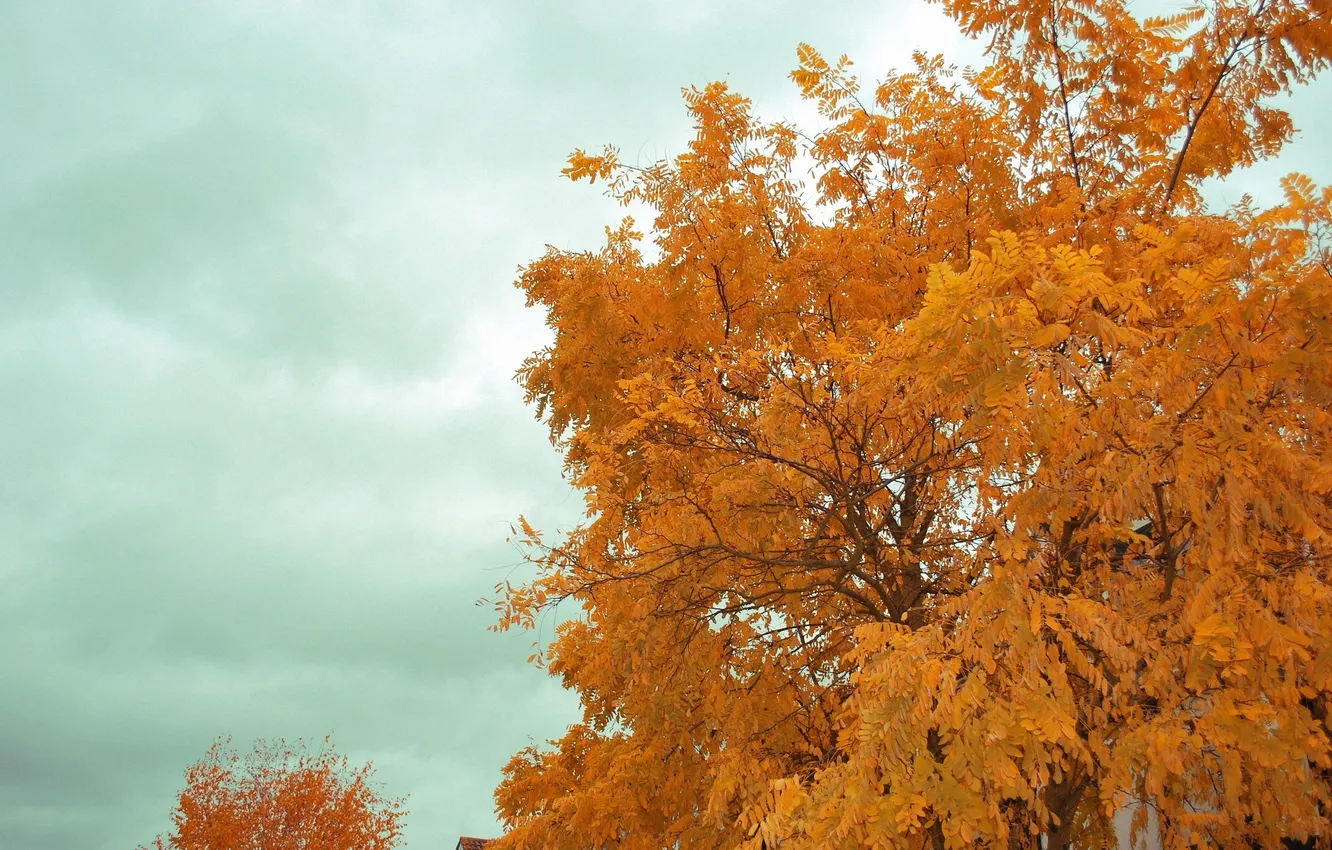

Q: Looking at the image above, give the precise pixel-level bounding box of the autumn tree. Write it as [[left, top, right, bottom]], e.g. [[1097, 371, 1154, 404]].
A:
[[493, 0, 1332, 848], [140, 735, 406, 850]]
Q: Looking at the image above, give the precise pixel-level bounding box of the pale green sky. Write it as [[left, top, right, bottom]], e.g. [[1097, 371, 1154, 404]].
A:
[[0, 2, 1327, 848]]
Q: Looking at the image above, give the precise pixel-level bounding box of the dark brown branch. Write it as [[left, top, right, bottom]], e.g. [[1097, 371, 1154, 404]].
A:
[[1049, 2, 1084, 192], [1163, 16, 1257, 207]]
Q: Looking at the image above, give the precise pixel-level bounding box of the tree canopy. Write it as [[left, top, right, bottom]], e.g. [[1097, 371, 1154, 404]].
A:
[[494, 0, 1332, 847], [140, 736, 406, 850]]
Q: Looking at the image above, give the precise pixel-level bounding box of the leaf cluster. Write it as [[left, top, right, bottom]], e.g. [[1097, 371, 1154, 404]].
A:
[[493, 1, 1332, 847], [140, 735, 407, 850]]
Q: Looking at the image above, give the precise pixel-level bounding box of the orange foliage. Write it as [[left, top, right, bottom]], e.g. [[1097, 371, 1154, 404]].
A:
[[140, 736, 406, 850], [494, 0, 1332, 847]]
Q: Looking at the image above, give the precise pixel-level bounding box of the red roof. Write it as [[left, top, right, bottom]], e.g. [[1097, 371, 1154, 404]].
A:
[[457, 838, 492, 850]]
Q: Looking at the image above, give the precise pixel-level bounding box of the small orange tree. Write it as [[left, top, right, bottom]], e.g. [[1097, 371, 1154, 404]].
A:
[[493, 0, 1332, 848], [141, 736, 406, 850]]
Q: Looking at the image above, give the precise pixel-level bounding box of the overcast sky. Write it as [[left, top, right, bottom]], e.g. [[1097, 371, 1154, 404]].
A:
[[1, 2, 1328, 849]]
